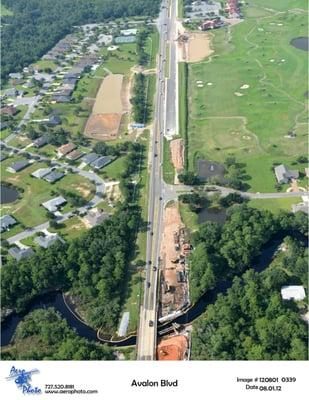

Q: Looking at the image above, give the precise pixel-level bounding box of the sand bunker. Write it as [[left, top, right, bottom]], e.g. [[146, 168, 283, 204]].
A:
[[270, 59, 275, 62], [240, 84, 250, 89], [234, 92, 244, 96], [197, 84, 204, 87], [188, 32, 213, 62], [196, 80, 203, 84], [207, 82, 213, 86]]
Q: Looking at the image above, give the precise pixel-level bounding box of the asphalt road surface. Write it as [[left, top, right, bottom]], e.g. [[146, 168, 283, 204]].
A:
[[136, 0, 178, 360]]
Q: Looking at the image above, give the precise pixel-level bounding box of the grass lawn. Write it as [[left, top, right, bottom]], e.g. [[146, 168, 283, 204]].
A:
[[179, 202, 199, 232], [249, 197, 302, 214], [103, 156, 127, 180], [147, 29, 160, 69], [179, 62, 188, 170], [121, 270, 144, 333], [0, 128, 12, 140], [1, 3, 13, 16], [178, 0, 184, 18], [49, 216, 88, 239], [32, 59, 57, 72], [1, 157, 95, 229], [186, 0, 308, 192], [101, 43, 137, 76], [163, 138, 175, 184]]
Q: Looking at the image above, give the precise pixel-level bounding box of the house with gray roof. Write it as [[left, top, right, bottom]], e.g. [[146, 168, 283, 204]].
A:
[[31, 168, 52, 179], [274, 164, 299, 184], [82, 153, 99, 165], [90, 156, 112, 170], [7, 160, 30, 173], [34, 233, 61, 249], [0, 215, 17, 233], [33, 135, 49, 148], [42, 196, 66, 212], [8, 247, 34, 262], [83, 208, 109, 228], [43, 171, 65, 183]]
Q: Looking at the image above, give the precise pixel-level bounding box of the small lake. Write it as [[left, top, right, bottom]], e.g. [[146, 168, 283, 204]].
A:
[[0, 184, 19, 204], [290, 37, 308, 51], [198, 207, 227, 225]]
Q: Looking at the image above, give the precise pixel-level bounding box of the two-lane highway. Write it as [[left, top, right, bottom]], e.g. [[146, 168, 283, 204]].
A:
[[137, 0, 178, 360]]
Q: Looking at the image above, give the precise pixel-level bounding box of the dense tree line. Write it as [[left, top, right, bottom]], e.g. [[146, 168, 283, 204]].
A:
[[2, 308, 115, 360], [136, 28, 152, 66], [1, 204, 141, 330], [1, 0, 161, 81], [189, 205, 308, 302], [192, 265, 308, 360], [131, 72, 149, 124]]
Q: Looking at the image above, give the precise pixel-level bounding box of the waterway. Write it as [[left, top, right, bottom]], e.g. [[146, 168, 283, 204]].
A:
[[290, 37, 308, 51], [0, 184, 19, 204], [1, 233, 306, 347]]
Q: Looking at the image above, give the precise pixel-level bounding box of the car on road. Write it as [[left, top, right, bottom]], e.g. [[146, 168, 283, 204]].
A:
[[147, 282, 151, 288], [154, 153, 158, 157], [159, 196, 163, 200], [153, 266, 157, 271], [149, 320, 154, 327], [151, 231, 154, 236]]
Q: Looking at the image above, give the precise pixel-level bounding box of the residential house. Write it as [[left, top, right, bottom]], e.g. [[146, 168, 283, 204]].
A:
[[31, 168, 52, 179], [34, 233, 61, 249], [274, 164, 299, 184], [0, 215, 17, 233], [47, 115, 61, 126], [66, 150, 83, 161], [3, 88, 18, 97], [8, 247, 34, 262], [0, 122, 9, 131], [90, 156, 112, 170], [42, 196, 67, 212], [57, 143, 77, 157], [9, 72, 23, 80], [83, 208, 109, 228], [43, 171, 65, 183], [7, 160, 30, 173], [81, 153, 99, 165], [33, 135, 49, 148], [0, 106, 18, 116], [281, 285, 306, 301]]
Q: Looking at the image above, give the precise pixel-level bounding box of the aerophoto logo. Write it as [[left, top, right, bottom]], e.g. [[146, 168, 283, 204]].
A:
[[6, 366, 42, 395]]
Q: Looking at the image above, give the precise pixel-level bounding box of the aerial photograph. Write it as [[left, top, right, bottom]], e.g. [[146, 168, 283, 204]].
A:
[[0, 0, 308, 362]]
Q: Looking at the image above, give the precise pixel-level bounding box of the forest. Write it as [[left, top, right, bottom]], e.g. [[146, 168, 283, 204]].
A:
[[189, 205, 308, 360], [1, 0, 161, 80], [2, 308, 115, 360], [189, 205, 307, 302], [1, 203, 141, 331], [131, 73, 149, 124]]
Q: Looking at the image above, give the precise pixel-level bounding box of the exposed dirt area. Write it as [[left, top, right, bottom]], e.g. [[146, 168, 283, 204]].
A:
[[170, 138, 184, 172], [84, 113, 122, 140], [105, 182, 121, 201], [121, 76, 132, 113], [187, 32, 213, 62], [71, 184, 92, 198], [157, 335, 188, 360], [84, 74, 124, 140], [93, 74, 123, 114], [159, 203, 190, 318]]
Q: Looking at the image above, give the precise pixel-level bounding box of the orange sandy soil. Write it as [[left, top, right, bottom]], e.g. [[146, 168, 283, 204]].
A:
[[157, 335, 188, 360], [160, 204, 184, 287], [170, 138, 184, 172], [187, 32, 213, 62], [84, 113, 122, 140]]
